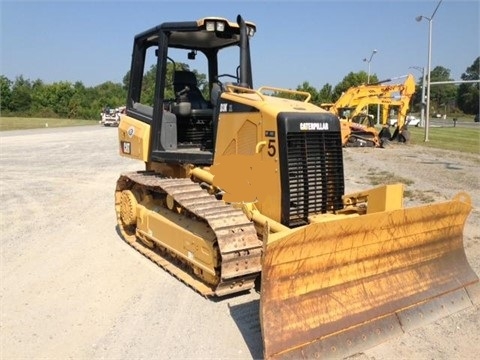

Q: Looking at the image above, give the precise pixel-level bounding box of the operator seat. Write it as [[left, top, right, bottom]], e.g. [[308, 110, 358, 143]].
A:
[[173, 71, 211, 110], [172, 70, 214, 150]]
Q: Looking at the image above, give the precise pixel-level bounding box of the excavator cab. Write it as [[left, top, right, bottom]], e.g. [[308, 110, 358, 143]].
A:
[[116, 15, 478, 360]]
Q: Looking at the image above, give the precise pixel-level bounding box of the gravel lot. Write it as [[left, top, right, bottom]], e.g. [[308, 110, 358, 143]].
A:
[[1, 125, 479, 359]]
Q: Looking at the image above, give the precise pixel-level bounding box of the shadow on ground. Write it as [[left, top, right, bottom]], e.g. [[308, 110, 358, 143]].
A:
[[229, 299, 263, 359]]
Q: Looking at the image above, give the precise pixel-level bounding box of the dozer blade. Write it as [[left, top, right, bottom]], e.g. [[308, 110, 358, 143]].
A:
[[260, 193, 479, 359]]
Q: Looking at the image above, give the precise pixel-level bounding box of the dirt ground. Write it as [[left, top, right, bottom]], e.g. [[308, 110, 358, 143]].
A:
[[1, 125, 479, 360]]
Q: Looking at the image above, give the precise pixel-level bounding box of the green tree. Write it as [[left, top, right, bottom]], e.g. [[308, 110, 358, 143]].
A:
[[296, 81, 320, 104], [9, 76, 32, 113], [31, 81, 77, 117], [93, 81, 126, 112], [428, 66, 456, 114], [0, 75, 12, 112], [69, 81, 94, 119], [52, 82, 75, 117], [192, 69, 208, 99], [140, 65, 157, 105], [122, 71, 130, 92], [457, 57, 479, 114], [125, 62, 202, 105], [318, 83, 333, 104], [30, 79, 54, 116]]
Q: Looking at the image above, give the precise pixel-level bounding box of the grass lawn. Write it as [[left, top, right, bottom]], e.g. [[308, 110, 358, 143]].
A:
[[375, 122, 479, 154], [0, 117, 99, 131], [407, 126, 479, 154]]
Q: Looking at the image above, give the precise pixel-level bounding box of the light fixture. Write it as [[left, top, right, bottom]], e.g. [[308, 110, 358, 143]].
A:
[[205, 21, 215, 32], [216, 22, 225, 32], [416, 0, 443, 142]]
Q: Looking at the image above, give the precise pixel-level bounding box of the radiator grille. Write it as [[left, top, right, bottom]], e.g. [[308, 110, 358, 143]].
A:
[[285, 131, 344, 227]]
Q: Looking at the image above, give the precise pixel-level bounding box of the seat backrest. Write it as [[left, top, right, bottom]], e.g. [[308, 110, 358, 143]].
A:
[[173, 71, 210, 110]]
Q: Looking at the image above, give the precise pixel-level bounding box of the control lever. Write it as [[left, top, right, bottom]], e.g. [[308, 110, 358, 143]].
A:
[[176, 86, 190, 97]]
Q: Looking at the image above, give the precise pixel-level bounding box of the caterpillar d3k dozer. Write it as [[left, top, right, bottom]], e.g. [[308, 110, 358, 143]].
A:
[[115, 15, 479, 359]]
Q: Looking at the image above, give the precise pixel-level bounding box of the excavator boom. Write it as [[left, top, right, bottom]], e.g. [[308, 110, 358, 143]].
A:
[[323, 74, 417, 146]]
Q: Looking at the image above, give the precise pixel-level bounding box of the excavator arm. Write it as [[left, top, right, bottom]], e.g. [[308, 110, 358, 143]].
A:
[[322, 74, 417, 146], [328, 74, 416, 122]]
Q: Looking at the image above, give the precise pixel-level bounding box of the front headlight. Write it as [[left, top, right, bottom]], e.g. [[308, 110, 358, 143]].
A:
[[205, 21, 215, 31], [216, 21, 225, 32]]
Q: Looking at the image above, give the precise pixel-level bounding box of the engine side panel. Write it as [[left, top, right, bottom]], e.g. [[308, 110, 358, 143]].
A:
[[118, 115, 151, 162]]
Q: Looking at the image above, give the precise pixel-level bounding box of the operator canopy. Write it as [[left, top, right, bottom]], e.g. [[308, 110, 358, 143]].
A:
[[137, 17, 256, 51]]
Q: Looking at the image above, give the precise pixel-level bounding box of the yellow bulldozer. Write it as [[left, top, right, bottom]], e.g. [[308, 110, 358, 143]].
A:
[[115, 15, 478, 359], [321, 74, 417, 147]]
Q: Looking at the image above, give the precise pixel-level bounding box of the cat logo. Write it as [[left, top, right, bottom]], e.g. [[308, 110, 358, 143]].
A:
[[121, 141, 131, 154], [300, 122, 329, 131], [219, 103, 232, 112]]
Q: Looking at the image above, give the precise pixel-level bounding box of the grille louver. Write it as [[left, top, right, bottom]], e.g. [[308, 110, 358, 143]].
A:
[[285, 131, 344, 227]]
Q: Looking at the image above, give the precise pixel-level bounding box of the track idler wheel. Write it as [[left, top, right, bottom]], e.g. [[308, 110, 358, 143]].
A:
[[119, 189, 139, 226]]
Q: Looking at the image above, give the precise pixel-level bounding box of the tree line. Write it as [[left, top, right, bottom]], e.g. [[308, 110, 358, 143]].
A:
[[1, 56, 478, 119], [0, 76, 126, 119]]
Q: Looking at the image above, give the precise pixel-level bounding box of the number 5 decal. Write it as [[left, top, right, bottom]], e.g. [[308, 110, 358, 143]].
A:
[[268, 139, 276, 157]]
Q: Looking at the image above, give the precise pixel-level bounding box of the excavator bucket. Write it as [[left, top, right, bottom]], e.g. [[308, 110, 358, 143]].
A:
[[260, 193, 479, 359]]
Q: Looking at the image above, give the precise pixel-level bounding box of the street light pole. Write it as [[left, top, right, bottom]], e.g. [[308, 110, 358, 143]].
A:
[[425, 18, 433, 141], [363, 49, 377, 84], [363, 49, 377, 122], [410, 66, 426, 127], [416, 0, 443, 142]]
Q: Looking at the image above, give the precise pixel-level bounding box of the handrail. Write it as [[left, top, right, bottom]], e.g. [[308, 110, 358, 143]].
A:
[[258, 86, 311, 103], [224, 84, 312, 103], [224, 84, 266, 101]]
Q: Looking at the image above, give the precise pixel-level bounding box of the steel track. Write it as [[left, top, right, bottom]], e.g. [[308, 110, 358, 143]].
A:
[[115, 171, 262, 297]]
